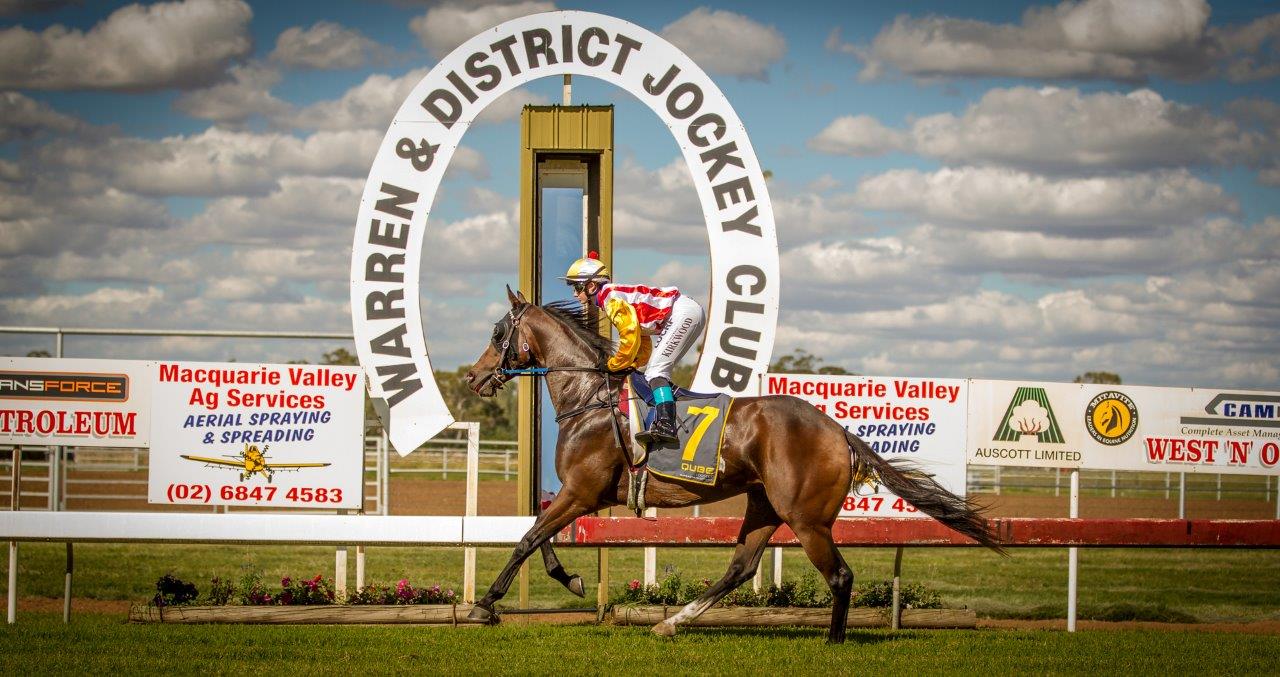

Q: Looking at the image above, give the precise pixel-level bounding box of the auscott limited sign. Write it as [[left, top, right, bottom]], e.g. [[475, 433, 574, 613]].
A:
[[351, 11, 779, 455]]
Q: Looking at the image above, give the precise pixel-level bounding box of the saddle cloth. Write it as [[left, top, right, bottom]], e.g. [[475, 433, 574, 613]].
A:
[[622, 374, 732, 486]]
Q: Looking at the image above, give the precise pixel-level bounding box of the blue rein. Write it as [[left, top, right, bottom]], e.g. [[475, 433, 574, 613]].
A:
[[500, 367, 549, 376]]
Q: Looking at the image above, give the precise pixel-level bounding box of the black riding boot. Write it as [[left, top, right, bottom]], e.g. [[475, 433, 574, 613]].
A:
[[637, 401, 679, 446]]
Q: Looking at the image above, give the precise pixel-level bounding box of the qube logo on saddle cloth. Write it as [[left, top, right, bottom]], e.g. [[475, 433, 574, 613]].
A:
[[623, 380, 732, 486]]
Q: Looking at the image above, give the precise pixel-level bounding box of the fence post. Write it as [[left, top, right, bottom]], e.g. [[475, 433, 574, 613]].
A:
[[891, 546, 904, 630], [8, 446, 20, 624], [463, 422, 479, 604], [1067, 469, 1079, 633], [1179, 473, 1186, 519]]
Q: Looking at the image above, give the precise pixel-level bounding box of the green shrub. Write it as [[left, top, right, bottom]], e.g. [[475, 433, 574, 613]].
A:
[[853, 581, 942, 609], [152, 574, 198, 607], [206, 577, 234, 606]]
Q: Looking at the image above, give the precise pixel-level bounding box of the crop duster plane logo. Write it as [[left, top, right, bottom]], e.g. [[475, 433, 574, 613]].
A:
[[181, 444, 330, 482]]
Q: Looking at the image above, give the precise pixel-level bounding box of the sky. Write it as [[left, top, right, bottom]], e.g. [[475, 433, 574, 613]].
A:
[[1, 0, 1278, 390]]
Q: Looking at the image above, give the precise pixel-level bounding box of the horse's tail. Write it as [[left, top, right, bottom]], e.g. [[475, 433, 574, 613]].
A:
[[845, 430, 1006, 555]]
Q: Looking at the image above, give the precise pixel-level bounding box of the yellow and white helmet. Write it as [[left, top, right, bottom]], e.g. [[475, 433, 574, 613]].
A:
[[561, 251, 610, 283]]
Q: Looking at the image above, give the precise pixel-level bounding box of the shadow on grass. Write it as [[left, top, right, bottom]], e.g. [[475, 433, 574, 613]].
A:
[[669, 626, 909, 645]]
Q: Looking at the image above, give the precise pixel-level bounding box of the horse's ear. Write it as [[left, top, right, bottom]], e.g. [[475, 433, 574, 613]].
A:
[[506, 285, 527, 307]]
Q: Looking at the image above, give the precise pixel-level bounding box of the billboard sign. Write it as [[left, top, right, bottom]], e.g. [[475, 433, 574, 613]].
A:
[[763, 373, 968, 518], [147, 361, 366, 508], [0, 357, 152, 448]]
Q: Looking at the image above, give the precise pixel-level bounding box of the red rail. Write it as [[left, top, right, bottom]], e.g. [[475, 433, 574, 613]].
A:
[[561, 517, 1280, 548]]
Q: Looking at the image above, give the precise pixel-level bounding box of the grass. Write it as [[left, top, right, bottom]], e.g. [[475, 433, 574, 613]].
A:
[[5, 543, 1280, 623], [1, 613, 1278, 675]]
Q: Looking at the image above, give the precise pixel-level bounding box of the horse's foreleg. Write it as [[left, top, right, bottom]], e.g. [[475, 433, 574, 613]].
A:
[[653, 490, 781, 637], [540, 542, 585, 598], [468, 492, 595, 622], [791, 522, 854, 644]]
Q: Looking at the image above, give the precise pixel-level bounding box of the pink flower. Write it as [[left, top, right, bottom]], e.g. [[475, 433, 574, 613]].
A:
[[281, 576, 292, 587], [628, 579, 641, 590]]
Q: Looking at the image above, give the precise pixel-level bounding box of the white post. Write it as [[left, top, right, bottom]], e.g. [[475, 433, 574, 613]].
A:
[[1054, 467, 1061, 497], [1179, 473, 1186, 519], [63, 543, 72, 624], [335, 545, 347, 601], [1216, 473, 1221, 501], [1165, 472, 1171, 500], [463, 422, 479, 604], [993, 465, 1002, 495], [563, 74, 572, 105], [379, 429, 390, 516], [355, 545, 365, 592], [1067, 469, 1079, 633], [8, 446, 20, 625], [643, 507, 658, 586], [891, 546, 904, 630], [1110, 470, 1116, 498], [772, 547, 782, 587]]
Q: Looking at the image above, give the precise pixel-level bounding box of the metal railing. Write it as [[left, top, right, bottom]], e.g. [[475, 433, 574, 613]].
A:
[[0, 436, 519, 512]]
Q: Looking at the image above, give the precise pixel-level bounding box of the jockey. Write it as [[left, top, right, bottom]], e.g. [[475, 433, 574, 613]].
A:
[[563, 252, 705, 446]]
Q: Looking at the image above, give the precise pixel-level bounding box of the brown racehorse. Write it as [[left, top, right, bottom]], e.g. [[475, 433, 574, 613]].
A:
[[464, 288, 1003, 643]]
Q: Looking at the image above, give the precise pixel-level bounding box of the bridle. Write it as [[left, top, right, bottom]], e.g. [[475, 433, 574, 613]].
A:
[[485, 304, 633, 456]]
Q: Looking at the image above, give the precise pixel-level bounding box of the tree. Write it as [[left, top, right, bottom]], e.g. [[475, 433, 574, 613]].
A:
[[1073, 371, 1122, 385], [770, 348, 851, 375], [26, 350, 51, 358]]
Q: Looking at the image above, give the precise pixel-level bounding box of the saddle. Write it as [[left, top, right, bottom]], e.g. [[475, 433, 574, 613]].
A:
[[620, 373, 732, 516]]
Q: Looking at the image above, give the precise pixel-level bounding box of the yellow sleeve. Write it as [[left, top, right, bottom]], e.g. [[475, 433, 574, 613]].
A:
[[604, 297, 642, 371]]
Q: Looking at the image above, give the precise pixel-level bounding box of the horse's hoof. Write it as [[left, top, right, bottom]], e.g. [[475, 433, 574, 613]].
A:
[[467, 604, 499, 624], [652, 622, 676, 638], [567, 575, 585, 598]]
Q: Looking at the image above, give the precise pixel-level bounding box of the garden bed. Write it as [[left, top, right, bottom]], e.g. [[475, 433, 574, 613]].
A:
[[130, 603, 973, 628], [129, 603, 483, 625]]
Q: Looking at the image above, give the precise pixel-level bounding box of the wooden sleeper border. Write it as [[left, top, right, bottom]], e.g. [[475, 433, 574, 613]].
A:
[[130, 603, 975, 629]]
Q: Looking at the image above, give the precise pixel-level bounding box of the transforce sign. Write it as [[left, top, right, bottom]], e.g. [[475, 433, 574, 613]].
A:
[[351, 10, 779, 456], [0, 357, 152, 448]]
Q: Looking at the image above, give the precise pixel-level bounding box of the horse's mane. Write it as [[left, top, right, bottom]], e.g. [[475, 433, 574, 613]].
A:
[[537, 299, 613, 363]]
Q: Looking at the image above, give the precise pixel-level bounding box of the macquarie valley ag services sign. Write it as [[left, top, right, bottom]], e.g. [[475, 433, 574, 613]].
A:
[[147, 361, 366, 509], [764, 372, 967, 518]]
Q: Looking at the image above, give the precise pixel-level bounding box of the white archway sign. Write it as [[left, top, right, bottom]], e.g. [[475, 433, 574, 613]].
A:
[[351, 11, 779, 455]]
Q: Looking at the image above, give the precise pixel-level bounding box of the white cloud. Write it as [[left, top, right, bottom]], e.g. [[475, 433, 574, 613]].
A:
[[287, 67, 544, 132], [660, 8, 786, 80], [853, 166, 1236, 233], [289, 68, 430, 131], [0, 0, 253, 91], [270, 21, 381, 70], [0, 91, 86, 142], [410, 1, 555, 59], [36, 127, 394, 198], [173, 62, 292, 126], [812, 87, 1274, 173], [807, 114, 906, 157], [845, 0, 1246, 83], [183, 175, 363, 247]]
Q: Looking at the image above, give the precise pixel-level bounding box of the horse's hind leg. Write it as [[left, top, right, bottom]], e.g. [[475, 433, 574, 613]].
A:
[[653, 489, 781, 637], [540, 542, 585, 597], [791, 522, 854, 644]]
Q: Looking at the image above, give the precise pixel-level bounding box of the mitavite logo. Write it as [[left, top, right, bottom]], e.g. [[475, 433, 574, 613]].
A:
[[0, 372, 129, 401], [1085, 391, 1138, 446], [993, 387, 1064, 443]]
